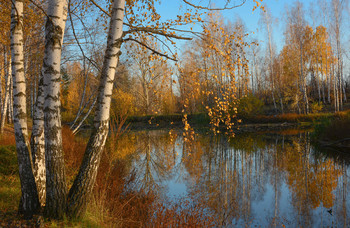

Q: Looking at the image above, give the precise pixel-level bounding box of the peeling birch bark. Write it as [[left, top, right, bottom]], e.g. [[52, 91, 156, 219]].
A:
[[10, 0, 40, 218], [67, 0, 126, 218]]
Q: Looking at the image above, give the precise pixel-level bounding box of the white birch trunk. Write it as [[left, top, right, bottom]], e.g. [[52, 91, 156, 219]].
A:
[[67, 0, 126, 218], [11, 0, 40, 218], [8, 70, 14, 123], [43, 0, 68, 219], [31, 74, 46, 207], [72, 97, 97, 135], [70, 63, 90, 130], [0, 56, 11, 133], [32, 0, 68, 207]]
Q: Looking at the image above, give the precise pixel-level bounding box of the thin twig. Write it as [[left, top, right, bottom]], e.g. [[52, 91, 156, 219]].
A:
[[123, 27, 192, 40], [182, 0, 247, 10], [123, 38, 177, 61]]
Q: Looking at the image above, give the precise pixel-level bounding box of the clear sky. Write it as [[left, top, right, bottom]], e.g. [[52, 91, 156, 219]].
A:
[[155, 0, 349, 56], [153, 0, 287, 54]]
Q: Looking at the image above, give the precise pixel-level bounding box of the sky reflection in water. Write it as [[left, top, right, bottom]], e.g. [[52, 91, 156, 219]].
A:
[[120, 130, 350, 227]]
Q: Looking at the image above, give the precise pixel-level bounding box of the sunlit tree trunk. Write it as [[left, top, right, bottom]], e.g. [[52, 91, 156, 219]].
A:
[[67, 0, 125, 218], [8, 69, 13, 123], [70, 60, 90, 130], [316, 68, 321, 103], [31, 0, 68, 207], [10, 0, 40, 218], [71, 97, 97, 134], [341, 63, 346, 102], [262, 8, 277, 112], [43, 0, 68, 219], [0, 55, 11, 133], [31, 75, 46, 207], [327, 58, 331, 104], [321, 61, 326, 104], [300, 43, 309, 114]]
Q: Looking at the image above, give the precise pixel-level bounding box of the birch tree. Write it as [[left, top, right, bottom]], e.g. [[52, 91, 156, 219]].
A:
[[66, 0, 126, 217], [330, 0, 346, 111], [260, 6, 278, 112], [286, 2, 310, 114], [0, 54, 11, 133], [10, 0, 40, 218], [41, 0, 69, 218]]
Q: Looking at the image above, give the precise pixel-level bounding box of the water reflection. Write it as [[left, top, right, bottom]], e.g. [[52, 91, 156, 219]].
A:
[[114, 130, 350, 227]]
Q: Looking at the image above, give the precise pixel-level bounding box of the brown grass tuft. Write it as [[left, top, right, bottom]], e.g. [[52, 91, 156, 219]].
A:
[[0, 127, 16, 146], [62, 126, 87, 186]]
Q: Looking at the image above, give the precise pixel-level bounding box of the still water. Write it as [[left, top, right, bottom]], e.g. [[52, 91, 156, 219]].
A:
[[113, 130, 350, 227]]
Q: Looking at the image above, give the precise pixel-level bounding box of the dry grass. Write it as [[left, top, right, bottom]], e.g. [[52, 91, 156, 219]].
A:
[[248, 110, 349, 124], [1, 124, 217, 227], [0, 126, 16, 146], [62, 126, 87, 187]]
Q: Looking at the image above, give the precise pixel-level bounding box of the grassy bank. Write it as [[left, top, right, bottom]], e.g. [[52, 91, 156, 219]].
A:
[[125, 110, 350, 131], [312, 110, 350, 148], [0, 127, 216, 227]]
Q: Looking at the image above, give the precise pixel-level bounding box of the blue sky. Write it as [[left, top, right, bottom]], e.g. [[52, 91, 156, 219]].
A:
[[153, 0, 288, 55], [155, 0, 349, 55]]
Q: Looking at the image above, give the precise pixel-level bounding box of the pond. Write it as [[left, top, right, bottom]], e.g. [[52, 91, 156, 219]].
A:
[[109, 129, 350, 227]]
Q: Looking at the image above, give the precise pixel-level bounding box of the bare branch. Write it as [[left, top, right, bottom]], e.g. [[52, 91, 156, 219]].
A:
[[182, 0, 247, 10], [149, 33, 176, 59], [68, 11, 102, 72], [123, 38, 178, 61], [124, 27, 192, 40], [89, 0, 111, 17]]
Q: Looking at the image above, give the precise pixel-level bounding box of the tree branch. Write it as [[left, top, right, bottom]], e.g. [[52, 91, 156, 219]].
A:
[[123, 38, 178, 61], [124, 27, 192, 40], [68, 11, 102, 72], [182, 0, 247, 10], [89, 0, 111, 17]]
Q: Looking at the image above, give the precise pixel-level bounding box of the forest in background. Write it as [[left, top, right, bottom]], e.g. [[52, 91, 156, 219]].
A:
[[1, 0, 350, 133]]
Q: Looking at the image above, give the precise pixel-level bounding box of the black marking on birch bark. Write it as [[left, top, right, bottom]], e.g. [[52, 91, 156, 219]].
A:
[[67, 120, 109, 218], [44, 65, 60, 75], [45, 20, 63, 48], [14, 92, 26, 97], [45, 94, 60, 101], [51, 77, 61, 82], [33, 117, 45, 121], [15, 110, 27, 119]]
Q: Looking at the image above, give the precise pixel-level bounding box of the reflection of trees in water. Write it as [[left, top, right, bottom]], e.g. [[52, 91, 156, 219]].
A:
[[334, 160, 348, 226], [131, 131, 176, 194], [183, 134, 269, 226], [280, 133, 345, 227], [178, 132, 349, 227], [116, 130, 350, 227]]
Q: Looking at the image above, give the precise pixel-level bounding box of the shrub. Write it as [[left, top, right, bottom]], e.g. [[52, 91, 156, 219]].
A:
[[311, 102, 323, 113], [237, 94, 264, 118], [0, 146, 17, 176]]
